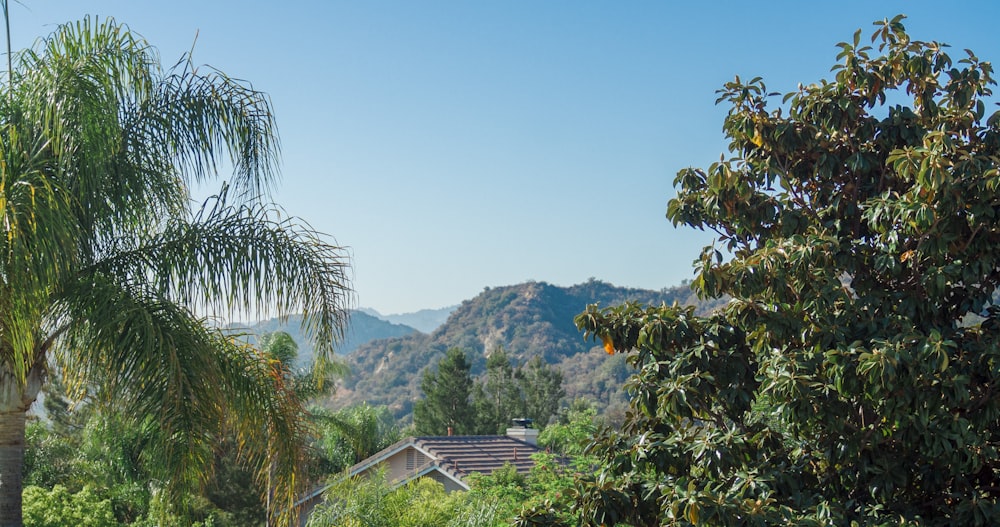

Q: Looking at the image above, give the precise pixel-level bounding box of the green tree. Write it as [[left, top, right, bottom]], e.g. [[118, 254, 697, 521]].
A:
[[414, 348, 476, 436], [305, 469, 467, 527], [21, 485, 117, 527], [516, 357, 564, 429], [0, 16, 350, 527], [568, 16, 1000, 526], [536, 399, 597, 457], [473, 347, 525, 435], [22, 375, 91, 492], [466, 464, 528, 524]]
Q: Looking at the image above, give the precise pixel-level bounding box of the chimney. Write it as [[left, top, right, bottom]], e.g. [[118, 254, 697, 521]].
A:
[[506, 418, 538, 446], [447, 426, 453, 436]]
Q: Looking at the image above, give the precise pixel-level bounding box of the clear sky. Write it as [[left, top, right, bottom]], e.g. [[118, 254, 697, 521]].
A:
[[9, 1, 1000, 314]]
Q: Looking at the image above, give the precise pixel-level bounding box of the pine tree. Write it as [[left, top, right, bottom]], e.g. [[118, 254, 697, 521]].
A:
[[472, 347, 525, 434], [413, 348, 476, 435], [517, 356, 565, 429]]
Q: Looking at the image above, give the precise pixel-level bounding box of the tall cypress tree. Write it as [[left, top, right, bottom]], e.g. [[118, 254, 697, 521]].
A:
[[413, 348, 475, 436]]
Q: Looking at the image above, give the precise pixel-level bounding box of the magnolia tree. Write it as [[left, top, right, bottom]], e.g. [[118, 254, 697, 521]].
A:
[[551, 16, 1000, 526]]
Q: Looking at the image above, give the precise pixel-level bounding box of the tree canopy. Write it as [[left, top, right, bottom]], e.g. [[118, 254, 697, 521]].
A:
[[565, 16, 1000, 526]]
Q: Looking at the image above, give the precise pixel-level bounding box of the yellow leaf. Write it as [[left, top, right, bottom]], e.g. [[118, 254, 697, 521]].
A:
[[688, 501, 699, 524]]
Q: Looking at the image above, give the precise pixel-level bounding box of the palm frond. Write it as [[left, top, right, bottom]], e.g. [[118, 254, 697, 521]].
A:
[[90, 193, 352, 367], [152, 64, 280, 198], [0, 123, 77, 381], [52, 274, 310, 522]]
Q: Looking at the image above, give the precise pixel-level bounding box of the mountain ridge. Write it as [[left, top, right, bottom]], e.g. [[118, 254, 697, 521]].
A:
[[326, 279, 723, 423], [358, 305, 458, 334]]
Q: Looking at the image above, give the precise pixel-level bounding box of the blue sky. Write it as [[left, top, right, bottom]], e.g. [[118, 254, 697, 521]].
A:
[[10, 1, 1000, 314]]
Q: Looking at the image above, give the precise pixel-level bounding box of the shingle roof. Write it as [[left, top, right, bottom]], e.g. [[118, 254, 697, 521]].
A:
[[348, 434, 543, 487], [296, 433, 549, 520], [411, 435, 541, 479]]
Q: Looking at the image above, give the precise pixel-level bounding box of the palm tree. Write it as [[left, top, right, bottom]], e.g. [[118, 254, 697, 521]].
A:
[[0, 15, 351, 527]]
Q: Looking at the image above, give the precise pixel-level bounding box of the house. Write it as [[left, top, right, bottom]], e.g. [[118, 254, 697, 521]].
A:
[[347, 424, 542, 492], [296, 424, 543, 524]]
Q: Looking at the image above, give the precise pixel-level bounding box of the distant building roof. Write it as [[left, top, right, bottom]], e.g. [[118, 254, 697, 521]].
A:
[[349, 434, 542, 487], [295, 428, 545, 524]]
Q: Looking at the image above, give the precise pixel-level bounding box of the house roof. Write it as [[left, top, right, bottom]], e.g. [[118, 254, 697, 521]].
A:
[[295, 433, 547, 517], [349, 434, 543, 486]]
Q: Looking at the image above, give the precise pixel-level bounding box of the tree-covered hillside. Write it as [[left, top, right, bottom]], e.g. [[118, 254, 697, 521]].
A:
[[327, 280, 724, 422]]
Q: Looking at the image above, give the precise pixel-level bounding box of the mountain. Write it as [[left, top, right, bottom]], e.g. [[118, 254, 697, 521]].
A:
[[234, 311, 419, 364], [326, 280, 724, 424], [359, 305, 457, 334]]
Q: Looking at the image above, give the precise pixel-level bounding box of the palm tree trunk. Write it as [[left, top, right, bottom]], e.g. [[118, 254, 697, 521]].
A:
[[0, 363, 44, 527], [0, 408, 26, 527]]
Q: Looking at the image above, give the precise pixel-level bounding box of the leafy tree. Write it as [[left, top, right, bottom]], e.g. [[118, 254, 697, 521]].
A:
[[27, 402, 249, 526], [536, 399, 598, 457], [470, 455, 580, 527], [305, 469, 467, 527], [466, 464, 528, 524], [516, 357, 564, 429], [473, 347, 525, 435], [567, 16, 1000, 526], [414, 348, 476, 435], [21, 485, 117, 527], [0, 16, 350, 527], [22, 381, 90, 492]]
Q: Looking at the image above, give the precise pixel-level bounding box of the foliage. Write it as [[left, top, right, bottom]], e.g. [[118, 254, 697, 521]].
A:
[[416, 346, 566, 436], [414, 348, 477, 435], [305, 452, 584, 527], [22, 421, 83, 491], [22, 485, 118, 527], [314, 403, 402, 472], [25, 398, 267, 526], [468, 455, 583, 527], [563, 16, 1000, 526], [305, 470, 466, 527], [467, 463, 529, 514], [447, 499, 508, 527], [202, 438, 267, 527], [537, 399, 599, 457], [472, 349, 565, 433], [0, 16, 351, 526]]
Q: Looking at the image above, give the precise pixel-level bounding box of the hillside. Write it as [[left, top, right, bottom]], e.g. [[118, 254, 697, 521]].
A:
[[326, 280, 724, 423], [235, 311, 420, 363]]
